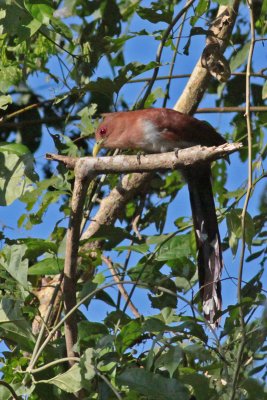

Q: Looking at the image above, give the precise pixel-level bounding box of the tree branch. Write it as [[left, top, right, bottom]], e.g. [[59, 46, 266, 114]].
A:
[[102, 255, 141, 319], [174, 1, 240, 113], [46, 143, 242, 175], [63, 167, 95, 367]]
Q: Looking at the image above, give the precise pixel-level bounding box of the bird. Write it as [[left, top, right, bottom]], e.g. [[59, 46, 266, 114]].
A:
[[93, 108, 226, 326]]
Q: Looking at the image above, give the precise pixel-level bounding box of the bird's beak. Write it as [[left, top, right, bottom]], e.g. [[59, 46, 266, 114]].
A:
[[93, 140, 104, 157]]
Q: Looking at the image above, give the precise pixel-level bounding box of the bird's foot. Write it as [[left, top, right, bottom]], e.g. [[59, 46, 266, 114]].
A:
[[136, 151, 145, 164], [174, 148, 180, 158]]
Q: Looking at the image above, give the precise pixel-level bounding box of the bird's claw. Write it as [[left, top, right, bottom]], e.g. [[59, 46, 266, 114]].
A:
[[174, 148, 179, 158], [136, 151, 145, 164]]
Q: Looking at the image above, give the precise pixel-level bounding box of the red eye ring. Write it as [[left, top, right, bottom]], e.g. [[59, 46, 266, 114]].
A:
[[99, 127, 107, 136]]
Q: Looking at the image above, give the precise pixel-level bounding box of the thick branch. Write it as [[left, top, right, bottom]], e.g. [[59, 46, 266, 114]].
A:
[[174, 1, 240, 113], [63, 167, 94, 367], [47, 143, 241, 175]]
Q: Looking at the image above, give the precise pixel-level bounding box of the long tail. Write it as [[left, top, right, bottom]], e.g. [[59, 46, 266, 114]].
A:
[[184, 165, 223, 327]]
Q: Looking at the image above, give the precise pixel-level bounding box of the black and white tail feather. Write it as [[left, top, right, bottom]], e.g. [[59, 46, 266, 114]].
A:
[[184, 165, 223, 328]]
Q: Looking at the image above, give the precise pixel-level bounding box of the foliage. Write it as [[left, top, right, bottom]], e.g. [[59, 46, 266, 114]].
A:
[[0, 0, 266, 399]]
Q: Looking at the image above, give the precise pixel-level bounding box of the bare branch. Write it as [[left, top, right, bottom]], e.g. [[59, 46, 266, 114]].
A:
[[63, 167, 95, 366], [174, 1, 240, 114], [102, 255, 141, 319], [196, 106, 267, 114], [46, 143, 242, 175]]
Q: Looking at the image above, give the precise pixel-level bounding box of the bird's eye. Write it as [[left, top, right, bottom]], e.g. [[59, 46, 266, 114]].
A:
[[99, 127, 107, 136]]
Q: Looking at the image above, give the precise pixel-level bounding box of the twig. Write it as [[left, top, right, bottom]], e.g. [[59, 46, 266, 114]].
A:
[[26, 279, 222, 367], [162, 1, 190, 107], [29, 357, 80, 374], [46, 153, 77, 169], [28, 274, 63, 371], [195, 106, 267, 113], [102, 255, 141, 318], [132, 214, 142, 241], [129, 71, 266, 83], [230, 1, 255, 399], [96, 371, 122, 400]]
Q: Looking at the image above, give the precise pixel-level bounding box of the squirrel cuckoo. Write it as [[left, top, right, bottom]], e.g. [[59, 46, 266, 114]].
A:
[[93, 108, 226, 326]]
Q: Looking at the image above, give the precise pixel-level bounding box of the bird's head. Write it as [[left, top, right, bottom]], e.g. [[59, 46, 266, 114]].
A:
[[93, 111, 147, 155], [93, 114, 114, 157]]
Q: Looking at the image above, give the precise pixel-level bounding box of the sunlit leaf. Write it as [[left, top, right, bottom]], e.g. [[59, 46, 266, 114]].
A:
[[28, 258, 64, 275], [0, 144, 38, 206]]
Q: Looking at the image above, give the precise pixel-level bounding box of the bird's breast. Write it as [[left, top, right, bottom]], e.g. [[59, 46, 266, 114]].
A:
[[140, 119, 174, 152], [140, 118, 195, 153]]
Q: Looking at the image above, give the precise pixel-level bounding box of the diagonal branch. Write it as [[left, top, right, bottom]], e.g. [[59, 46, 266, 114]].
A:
[[102, 255, 141, 319], [174, 1, 240, 113]]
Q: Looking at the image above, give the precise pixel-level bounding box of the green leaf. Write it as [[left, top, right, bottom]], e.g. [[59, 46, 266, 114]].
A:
[[77, 104, 98, 137], [154, 345, 183, 377], [0, 64, 22, 93], [0, 298, 24, 323], [50, 16, 73, 40], [230, 42, 250, 71], [21, 238, 58, 259], [226, 209, 255, 254], [28, 258, 64, 275], [190, 0, 210, 26], [155, 234, 192, 261], [95, 289, 116, 308], [246, 249, 264, 263], [80, 348, 96, 387], [78, 321, 109, 349], [184, 343, 213, 362], [0, 244, 28, 288], [212, 0, 234, 5], [146, 234, 173, 245], [168, 257, 196, 280], [0, 4, 32, 38], [144, 87, 164, 108], [0, 143, 30, 156], [24, 0, 54, 25], [117, 368, 190, 399], [0, 144, 38, 206], [89, 225, 135, 249], [115, 243, 149, 254], [0, 94, 12, 110], [241, 377, 266, 399], [116, 320, 142, 354], [38, 364, 83, 393], [137, 5, 172, 24], [180, 373, 216, 400], [143, 317, 166, 333], [149, 278, 177, 309], [0, 320, 35, 351], [171, 318, 208, 342]]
